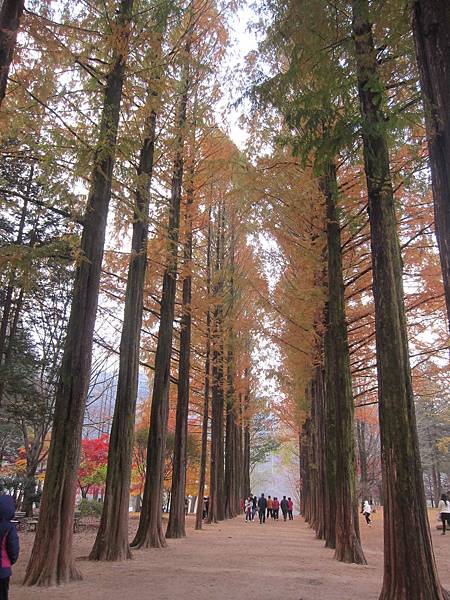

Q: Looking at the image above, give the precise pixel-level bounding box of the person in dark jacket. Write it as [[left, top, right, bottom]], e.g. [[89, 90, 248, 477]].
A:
[[0, 495, 19, 600], [280, 496, 289, 521], [258, 494, 268, 524]]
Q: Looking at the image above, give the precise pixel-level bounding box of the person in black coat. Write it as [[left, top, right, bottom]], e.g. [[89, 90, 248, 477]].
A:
[[280, 496, 289, 521], [258, 494, 268, 524], [0, 495, 20, 600]]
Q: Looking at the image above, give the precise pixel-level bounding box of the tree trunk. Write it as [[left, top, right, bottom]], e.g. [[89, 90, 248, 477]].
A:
[[323, 161, 366, 564], [195, 210, 212, 531], [412, 0, 450, 330], [241, 370, 251, 501], [131, 41, 190, 549], [23, 0, 134, 585], [0, 0, 24, 107], [166, 173, 194, 539], [351, 1, 448, 596], [208, 202, 225, 524], [89, 41, 165, 562], [356, 420, 369, 502], [224, 222, 237, 519]]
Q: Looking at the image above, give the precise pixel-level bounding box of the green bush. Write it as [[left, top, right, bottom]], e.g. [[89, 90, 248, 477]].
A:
[[77, 498, 103, 517]]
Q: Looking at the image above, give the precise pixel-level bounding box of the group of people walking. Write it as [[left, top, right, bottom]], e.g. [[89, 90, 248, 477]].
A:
[[244, 494, 294, 524]]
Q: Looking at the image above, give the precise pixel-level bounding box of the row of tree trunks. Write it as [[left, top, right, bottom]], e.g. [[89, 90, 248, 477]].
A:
[[23, 0, 135, 585], [0, 0, 25, 107], [412, 0, 450, 331], [351, 1, 448, 597], [322, 161, 366, 565], [131, 38, 191, 550], [88, 14, 170, 560]]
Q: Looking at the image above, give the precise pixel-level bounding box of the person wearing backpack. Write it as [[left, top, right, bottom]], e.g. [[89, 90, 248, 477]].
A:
[[0, 495, 20, 600]]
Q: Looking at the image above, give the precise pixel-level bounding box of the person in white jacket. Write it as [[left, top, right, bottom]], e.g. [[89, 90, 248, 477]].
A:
[[362, 500, 372, 525], [244, 496, 253, 522], [438, 494, 450, 535]]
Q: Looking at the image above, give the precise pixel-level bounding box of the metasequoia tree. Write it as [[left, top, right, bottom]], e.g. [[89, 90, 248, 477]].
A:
[[351, 0, 448, 597], [412, 0, 450, 330], [89, 1, 173, 561], [131, 32, 191, 549], [0, 0, 24, 107], [165, 130, 195, 539], [194, 208, 212, 530], [24, 0, 135, 585], [322, 160, 366, 564]]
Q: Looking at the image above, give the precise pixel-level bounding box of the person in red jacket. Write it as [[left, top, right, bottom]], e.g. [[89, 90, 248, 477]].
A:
[[272, 497, 279, 520], [287, 497, 294, 520]]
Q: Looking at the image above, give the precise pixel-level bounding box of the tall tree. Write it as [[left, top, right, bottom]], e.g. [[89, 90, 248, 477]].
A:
[[208, 200, 225, 523], [0, 0, 24, 107], [89, 2, 171, 562], [195, 208, 212, 530], [322, 160, 366, 564], [412, 0, 450, 330], [166, 161, 195, 539], [24, 0, 134, 585], [351, 0, 448, 597], [131, 37, 191, 549]]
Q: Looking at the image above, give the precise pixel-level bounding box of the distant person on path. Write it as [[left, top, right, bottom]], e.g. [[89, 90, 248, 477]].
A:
[[438, 494, 450, 535], [280, 496, 289, 521], [0, 495, 20, 600], [287, 497, 293, 520], [272, 497, 279, 520], [362, 500, 372, 525], [258, 494, 268, 524], [203, 497, 209, 520], [244, 496, 253, 522], [251, 494, 257, 521], [267, 495, 273, 519]]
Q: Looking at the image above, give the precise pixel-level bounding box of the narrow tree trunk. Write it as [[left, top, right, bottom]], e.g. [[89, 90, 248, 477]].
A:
[[357, 420, 369, 502], [224, 222, 237, 519], [195, 210, 212, 531], [412, 0, 450, 330], [208, 202, 225, 523], [131, 41, 190, 549], [241, 369, 251, 500], [323, 161, 366, 564], [166, 174, 194, 539], [0, 0, 24, 107], [23, 0, 134, 585], [351, 1, 448, 596]]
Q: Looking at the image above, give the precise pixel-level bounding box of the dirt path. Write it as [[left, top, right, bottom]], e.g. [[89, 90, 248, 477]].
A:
[[12, 512, 450, 600]]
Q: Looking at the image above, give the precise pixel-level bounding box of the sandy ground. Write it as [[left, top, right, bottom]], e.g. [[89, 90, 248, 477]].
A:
[[11, 510, 450, 600]]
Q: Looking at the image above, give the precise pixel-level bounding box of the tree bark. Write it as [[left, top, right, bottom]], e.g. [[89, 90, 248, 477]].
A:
[[225, 222, 238, 519], [0, 0, 24, 107], [89, 32, 167, 561], [23, 0, 134, 585], [412, 0, 450, 330], [241, 370, 251, 501], [131, 40, 190, 549], [208, 202, 225, 524], [323, 161, 366, 564], [351, 1, 448, 597], [195, 210, 212, 531], [356, 420, 369, 502], [166, 172, 194, 539]]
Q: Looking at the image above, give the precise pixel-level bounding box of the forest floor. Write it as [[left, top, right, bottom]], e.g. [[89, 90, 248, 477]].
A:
[[12, 509, 450, 600]]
